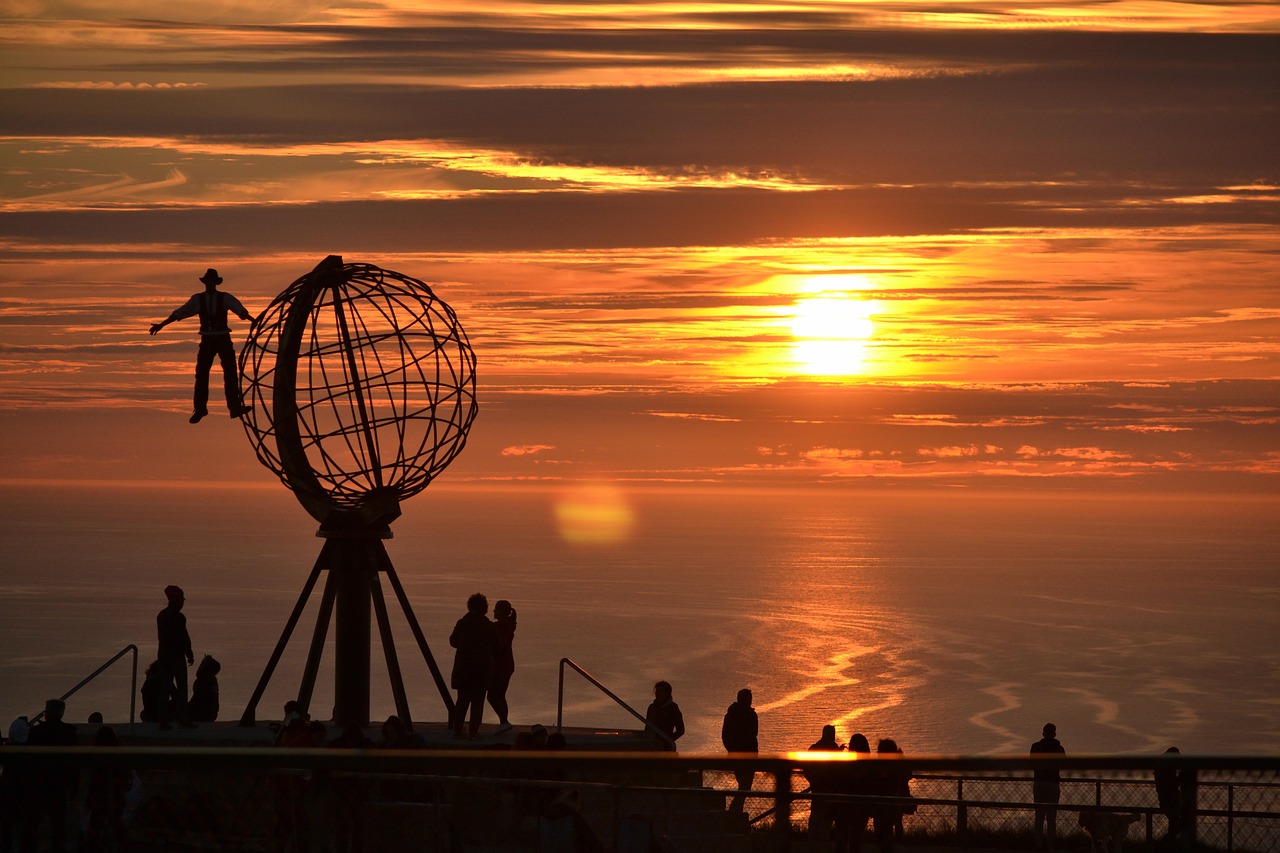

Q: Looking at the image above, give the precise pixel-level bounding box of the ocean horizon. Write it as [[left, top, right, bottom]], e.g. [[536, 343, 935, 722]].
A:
[[1, 479, 1276, 756]]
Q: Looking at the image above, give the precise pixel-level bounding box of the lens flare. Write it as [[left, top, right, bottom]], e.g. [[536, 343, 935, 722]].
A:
[[554, 483, 634, 544]]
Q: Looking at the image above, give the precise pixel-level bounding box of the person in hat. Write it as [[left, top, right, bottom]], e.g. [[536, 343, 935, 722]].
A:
[[150, 267, 253, 423], [156, 585, 197, 729]]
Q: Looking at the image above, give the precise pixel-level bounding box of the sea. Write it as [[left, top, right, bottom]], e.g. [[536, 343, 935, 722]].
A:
[[1, 480, 1277, 757]]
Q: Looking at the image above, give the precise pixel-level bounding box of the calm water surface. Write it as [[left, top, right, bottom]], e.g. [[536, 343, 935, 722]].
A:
[[1, 482, 1276, 755]]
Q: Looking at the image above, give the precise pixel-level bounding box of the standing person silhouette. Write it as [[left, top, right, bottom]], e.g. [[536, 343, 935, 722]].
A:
[[1031, 722, 1065, 849], [487, 599, 518, 734], [150, 267, 252, 423], [157, 585, 197, 730], [721, 688, 758, 815], [27, 699, 77, 853], [644, 681, 684, 751], [449, 593, 498, 739]]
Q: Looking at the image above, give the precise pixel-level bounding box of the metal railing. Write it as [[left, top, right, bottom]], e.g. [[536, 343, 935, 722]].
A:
[[555, 657, 675, 749], [0, 749, 1276, 852], [29, 643, 138, 727]]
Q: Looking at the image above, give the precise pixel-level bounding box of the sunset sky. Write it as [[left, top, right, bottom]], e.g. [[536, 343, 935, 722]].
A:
[[1, 1, 1277, 497]]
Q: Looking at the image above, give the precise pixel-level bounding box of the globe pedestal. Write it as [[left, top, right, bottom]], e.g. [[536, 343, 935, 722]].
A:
[[238, 527, 454, 728]]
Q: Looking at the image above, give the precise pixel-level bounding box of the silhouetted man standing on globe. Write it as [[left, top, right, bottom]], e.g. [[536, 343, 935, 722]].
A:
[[150, 268, 253, 423], [157, 585, 197, 730]]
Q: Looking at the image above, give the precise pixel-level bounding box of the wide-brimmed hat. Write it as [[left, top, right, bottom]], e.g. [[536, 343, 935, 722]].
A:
[[199, 268, 223, 285]]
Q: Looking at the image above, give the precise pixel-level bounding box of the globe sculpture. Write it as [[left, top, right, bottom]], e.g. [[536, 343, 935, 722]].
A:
[[235, 255, 478, 727]]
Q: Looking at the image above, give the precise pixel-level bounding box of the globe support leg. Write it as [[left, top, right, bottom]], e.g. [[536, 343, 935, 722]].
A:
[[239, 532, 454, 730]]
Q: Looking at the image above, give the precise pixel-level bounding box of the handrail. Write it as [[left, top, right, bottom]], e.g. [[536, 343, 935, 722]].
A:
[[556, 657, 676, 750], [29, 644, 138, 728]]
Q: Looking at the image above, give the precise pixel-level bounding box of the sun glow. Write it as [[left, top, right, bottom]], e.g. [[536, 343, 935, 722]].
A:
[[788, 278, 880, 376]]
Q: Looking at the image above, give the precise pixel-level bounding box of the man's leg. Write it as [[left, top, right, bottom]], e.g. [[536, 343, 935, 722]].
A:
[[192, 338, 216, 419], [213, 333, 243, 412], [172, 660, 193, 726]]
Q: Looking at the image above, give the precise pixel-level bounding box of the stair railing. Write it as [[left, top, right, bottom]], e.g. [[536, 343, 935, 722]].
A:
[[557, 657, 675, 749], [29, 643, 139, 728]]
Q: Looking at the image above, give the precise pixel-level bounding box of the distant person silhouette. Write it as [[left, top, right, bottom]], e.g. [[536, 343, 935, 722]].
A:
[[150, 267, 252, 423], [644, 680, 684, 751], [721, 688, 758, 814], [1031, 722, 1065, 849], [375, 715, 425, 749], [1154, 746, 1184, 849], [188, 654, 221, 722], [449, 592, 498, 739], [834, 733, 873, 853], [1, 717, 31, 852], [805, 724, 845, 841], [871, 737, 913, 853], [28, 699, 78, 853], [139, 659, 171, 723], [487, 599, 517, 734], [83, 724, 130, 853], [156, 585, 197, 729]]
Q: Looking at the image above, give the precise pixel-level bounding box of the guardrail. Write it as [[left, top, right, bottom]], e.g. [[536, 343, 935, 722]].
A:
[[1, 749, 1275, 852], [556, 657, 676, 750], [28, 643, 138, 727]]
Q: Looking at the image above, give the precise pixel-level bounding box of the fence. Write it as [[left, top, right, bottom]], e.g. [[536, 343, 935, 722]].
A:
[[1, 747, 1277, 852]]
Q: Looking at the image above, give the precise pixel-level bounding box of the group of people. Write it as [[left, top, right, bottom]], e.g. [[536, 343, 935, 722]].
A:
[[449, 593, 518, 739], [1, 700, 138, 853], [139, 585, 220, 729]]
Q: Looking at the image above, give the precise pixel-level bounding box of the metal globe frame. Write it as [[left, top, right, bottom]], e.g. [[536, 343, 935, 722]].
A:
[[235, 255, 478, 728]]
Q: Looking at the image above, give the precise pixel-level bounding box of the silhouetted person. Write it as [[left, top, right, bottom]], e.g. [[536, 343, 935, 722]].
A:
[[83, 725, 130, 853], [156, 585, 196, 729], [1031, 722, 1065, 849], [1, 717, 31, 853], [805, 724, 845, 841], [330, 720, 373, 749], [644, 681, 684, 751], [449, 592, 498, 739], [514, 724, 550, 751], [375, 715, 424, 749], [721, 688, 758, 815], [834, 733, 873, 853], [328, 721, 372, 853], [87, 711, 104, 725], [139, 660, 171, 723], [28, 699, 77, 853], [871, 737, 912, 853], [488, 599, 517, 734], [150, 267, 252, 423], [188, 654, 220, 722], [1155, 746, 1184, 849], [541, 789, 605, 853]]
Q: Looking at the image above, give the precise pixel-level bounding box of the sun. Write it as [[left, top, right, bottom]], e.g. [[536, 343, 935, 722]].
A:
[[789, 289, 878, 376]]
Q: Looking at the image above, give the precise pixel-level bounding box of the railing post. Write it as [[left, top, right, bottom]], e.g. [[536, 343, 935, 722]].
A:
[[1179, 768, 1197, 853], [1226, 783, 1234, 853], [957, 777, 968, 850], [557, 659, 565, 731], [774, 764, 792, 849]]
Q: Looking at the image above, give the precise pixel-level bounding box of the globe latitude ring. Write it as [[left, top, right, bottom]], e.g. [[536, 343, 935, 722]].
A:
[[238, 255, 478, 531]]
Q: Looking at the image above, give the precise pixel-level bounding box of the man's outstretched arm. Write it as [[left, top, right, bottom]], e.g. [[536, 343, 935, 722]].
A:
[[149, 294, 199, 335]]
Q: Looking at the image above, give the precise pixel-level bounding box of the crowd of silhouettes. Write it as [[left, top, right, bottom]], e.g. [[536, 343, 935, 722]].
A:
[[0, 587, 1197, 853]]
